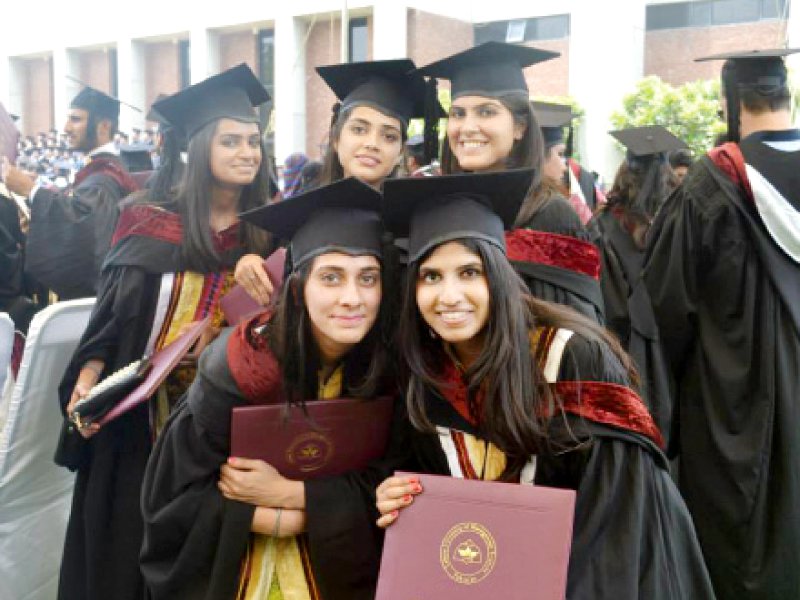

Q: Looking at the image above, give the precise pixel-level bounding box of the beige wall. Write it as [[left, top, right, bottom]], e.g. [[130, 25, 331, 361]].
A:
[[22, 57, 54, 136], [646, 21, 785, 85], [523, 38, 569, 97], [78, 49, 113, 94], [144, 42, 182, 124], [407, 9, 473, 72], [219, 30, 258, 72]]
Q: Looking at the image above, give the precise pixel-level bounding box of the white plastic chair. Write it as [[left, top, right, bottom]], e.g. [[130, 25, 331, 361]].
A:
[[0, 313, 14, 429], [0, 298, 95, 600]]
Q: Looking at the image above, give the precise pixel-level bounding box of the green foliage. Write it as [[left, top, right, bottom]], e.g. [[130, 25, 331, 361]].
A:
[[611, 76, 725, 157], [408, 87, 452, 143]]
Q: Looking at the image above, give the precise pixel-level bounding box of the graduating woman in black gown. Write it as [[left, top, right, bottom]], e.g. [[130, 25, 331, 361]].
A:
[[54, 64, 274, 600], [589, 126, 685, 445], [375, 169, 715, 600], [416, 42, 604, 323], [141, 178, 396, 600]]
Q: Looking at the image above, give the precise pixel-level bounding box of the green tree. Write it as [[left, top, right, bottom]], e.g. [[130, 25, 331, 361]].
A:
[[611, 76, 725, 157]]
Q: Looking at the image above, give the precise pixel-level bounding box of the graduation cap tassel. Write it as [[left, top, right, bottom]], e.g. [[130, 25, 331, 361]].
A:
[[330, 102, 342, 129], [723, 69, 742, 144], [565, 124, 574, 159], [422, 78, 440, 166]]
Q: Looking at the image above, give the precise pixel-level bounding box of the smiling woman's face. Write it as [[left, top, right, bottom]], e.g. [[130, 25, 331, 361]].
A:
[[415, 241, 490, 360], [304, 252, 382, 362], [446, 96, 525, 172], [334, 105, 404, 187], [209, 118, 262, 187]]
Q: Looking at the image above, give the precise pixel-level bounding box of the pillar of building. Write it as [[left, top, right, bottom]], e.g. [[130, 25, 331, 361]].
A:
[[116, 38, 147, 134], [568, 0, 646, 182], [191, 27, 220, 84], [784, 0, 800, 100], [372, 1, 408, 59], [52, 48, 81, 132], [4, 60, 24, 129], [274, 15, 307, 162]]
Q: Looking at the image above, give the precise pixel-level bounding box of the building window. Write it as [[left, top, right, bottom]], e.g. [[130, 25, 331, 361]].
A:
[[179, 39, 191, 89], [257, 28, 275, 148], [475, 14, 570, 44], [646, 0, 788, 30], [349, 17, 368, 62]]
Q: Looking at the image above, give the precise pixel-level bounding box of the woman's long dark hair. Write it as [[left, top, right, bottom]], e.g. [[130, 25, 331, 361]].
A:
[[172, 119, 273, 271], [604, 156, 678, 247], [606, 155, 677, 219], [319, 103, 406, 187], [399, 238, 638, 480], [149, 126, 186, 202], [439, 93, 554, 227], [267, 253, 392, 405]]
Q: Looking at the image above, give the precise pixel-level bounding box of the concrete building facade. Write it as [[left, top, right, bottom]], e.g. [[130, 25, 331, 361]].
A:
[[1, 0, 795, 179]]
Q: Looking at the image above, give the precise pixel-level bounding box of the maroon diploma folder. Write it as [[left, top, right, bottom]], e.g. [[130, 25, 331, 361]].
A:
[[230, 396, 394, 480], [376, 473, 576, 600], [99, 318, 210, 424], [220, 248, 286, 325]]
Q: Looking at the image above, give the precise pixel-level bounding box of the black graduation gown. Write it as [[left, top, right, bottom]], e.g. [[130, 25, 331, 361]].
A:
[[0, 194, 40, 332], [513, 194, 605, 324], [590, 208, 674, 447], [25, 153, 136, 300], [140, 324, 404, 600], [55, 205, 244, 600], [642, 133, 800, 599], [390, 331, 714, 599]]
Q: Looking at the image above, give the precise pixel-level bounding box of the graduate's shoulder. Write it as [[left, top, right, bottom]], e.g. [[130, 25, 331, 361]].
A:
[[666, 154, 742, 220]]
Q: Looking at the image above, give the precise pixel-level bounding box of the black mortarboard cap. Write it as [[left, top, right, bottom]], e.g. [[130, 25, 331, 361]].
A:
[[119, 145, 154, 173], [239, 177, 383, 269], [696, 48, 800, 142], [696, 48, 800, 88], [70, 86, 120, 121], [146, 93, 170, 125], [152, 64, 270, 139], [416, 42, 559, 99], [610, 126, 687, 158], [383, 168, 535, 262], [532, 101, 572, 147], [316, 59, 441, 124]]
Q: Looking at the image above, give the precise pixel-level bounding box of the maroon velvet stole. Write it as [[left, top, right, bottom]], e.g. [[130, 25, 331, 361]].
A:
[[708, 142, 754, 202], [437, 328, 665, 450], [74, 155, 139, 194], [226, 312, 283, 406], [505, 229, 601, 280], [111, 203, 240, 252]]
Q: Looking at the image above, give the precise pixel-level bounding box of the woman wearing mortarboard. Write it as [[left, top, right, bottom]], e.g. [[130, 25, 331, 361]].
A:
[[373, 169, 715, 599], [588, 125, 685, 445], [414, 42, 605, 324], [53, 64, 275, 600], [141, 179, 396, 600], [233, 60, 443, 306]]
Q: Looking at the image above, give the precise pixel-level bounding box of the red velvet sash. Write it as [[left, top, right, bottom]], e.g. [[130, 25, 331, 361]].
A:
[[438, 341, 664, 449], [505, 229, 601, 280], [226, 312, 283, 405], [74, 156, 139, 194], [708, 142, 754, 202], [111, 203, 240, 251]]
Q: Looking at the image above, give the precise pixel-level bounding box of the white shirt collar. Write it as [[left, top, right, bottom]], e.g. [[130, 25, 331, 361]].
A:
[[88, 142, 119, 157]]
